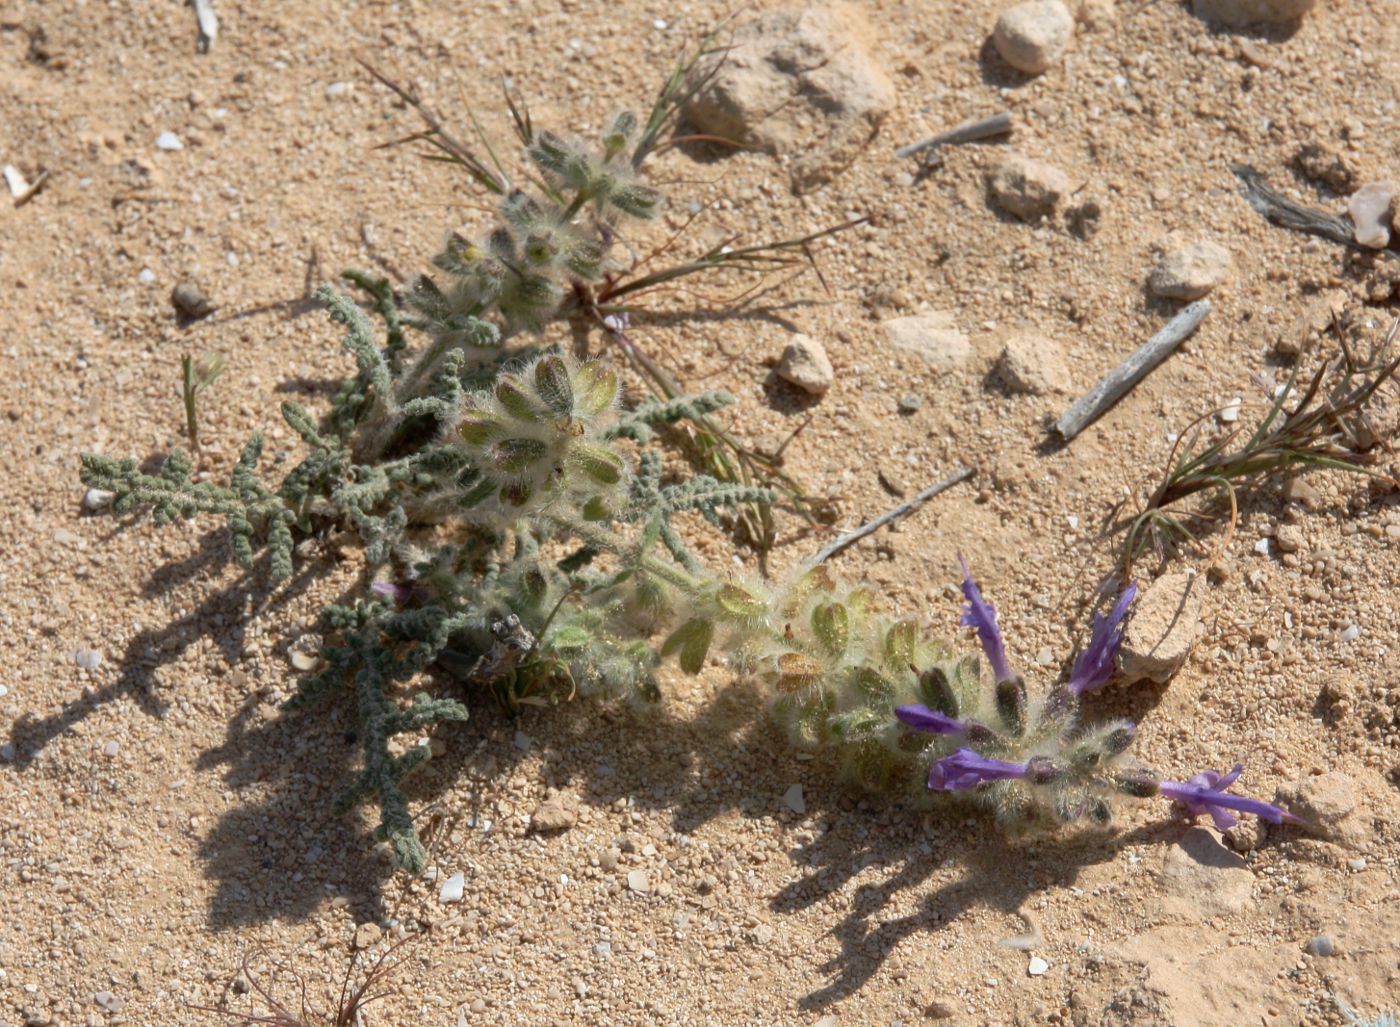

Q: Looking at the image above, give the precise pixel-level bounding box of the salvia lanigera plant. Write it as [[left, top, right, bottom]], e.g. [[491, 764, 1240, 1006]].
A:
[[79, 63, 1298, 873]]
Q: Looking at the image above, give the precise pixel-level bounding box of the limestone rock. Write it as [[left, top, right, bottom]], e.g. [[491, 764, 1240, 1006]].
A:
[[1274, 772, 1370, 849], [993, 0, 1075, 74], [1348, 180, 1396, 250], [530, 794, 579, 833], [995, 331, 1071, 395], [775, 334, 835, 394], [1147, 236, 1232, 300], [684, 4, 895, 193], [1191, 0, 1316, 24], [1157, 827, 1254, 917], [1119, 572, 1203, 683], [881, 312, 971, 370], [987, 152, 1070, 220]]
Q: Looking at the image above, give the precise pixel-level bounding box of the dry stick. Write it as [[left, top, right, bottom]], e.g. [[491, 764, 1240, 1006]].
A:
[[810, 466, 974, 565], [1054, 300, 1211, 442], [189, 0, 218, 52], [894, 112, 1013, 160]]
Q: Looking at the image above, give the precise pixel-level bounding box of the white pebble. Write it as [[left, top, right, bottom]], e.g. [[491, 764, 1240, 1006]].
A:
[[1252, 538, 1271, 555], [626, 869, 650, 894], [1219, 397, 1241, 423], [439, 871, 465, 903], [0, 684, 7, 697], [102, 741, 119, 757], [83, 488, 115, 511], [1028, 956, 1050, 976], [156, 131, 184, 151], [992, 0, 1075, 74], [75, 649, 103, 671], [1339, 624, 1360, 643], [324, 81, 352, 98], [652, 18, 668, 29], [783, 783, 806, 815], [138, 268, 155, 284]]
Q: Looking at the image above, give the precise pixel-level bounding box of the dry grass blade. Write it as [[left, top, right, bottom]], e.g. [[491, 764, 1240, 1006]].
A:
[[1108, 315, 1399, 575]]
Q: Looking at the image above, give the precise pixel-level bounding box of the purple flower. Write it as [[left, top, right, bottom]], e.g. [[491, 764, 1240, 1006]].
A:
[[895, 704, 970, 735], [371, 580, 413, 605], [1068, 582, 1139, 696], [1159, 764, 1304, 831], [927, 747, 1030, 791], [957, 555, 1014, 683]]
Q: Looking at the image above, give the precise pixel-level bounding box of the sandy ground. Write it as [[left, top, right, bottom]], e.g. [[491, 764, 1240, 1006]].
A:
[[2, 1, 1399, 1025]]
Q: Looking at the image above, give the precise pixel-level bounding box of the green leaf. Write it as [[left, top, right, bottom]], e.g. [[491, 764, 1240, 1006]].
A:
[[661, 618, 714, 674]]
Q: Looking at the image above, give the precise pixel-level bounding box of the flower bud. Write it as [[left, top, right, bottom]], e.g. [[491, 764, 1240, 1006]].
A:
[[495, 378, 542, 423], [573, 443, 623, 485]]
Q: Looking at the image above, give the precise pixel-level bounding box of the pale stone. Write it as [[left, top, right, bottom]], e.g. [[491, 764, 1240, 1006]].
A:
[[996, 331, 1071, 394], [882, 313, 971, 370], [529, 794, 578, 833], [1148, 236, 1232, 300], [1192, 0, 1316, 25], [776, 334, 835, 394], [1119, 572, 1203, 683], [993, 0, 1075, 74], [1348, 180, 1395, 249], [987, 152, 1070, 220], [1158, 827, 1254, 917], [684, 3, 895, 193], [1274, 772, 1370, 849]]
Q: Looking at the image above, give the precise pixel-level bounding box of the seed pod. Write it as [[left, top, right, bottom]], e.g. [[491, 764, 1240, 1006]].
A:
[[573, 443, 623, 485], [884, 619, 918, 667], [715, 583, 767, 621], [495, 378, 541, 423], [775, 651, 825, 693], [852, 666, 892, 701], [995, 677, 1027, 737], [1114, 772, 1159, 799], [499, 480, 533, 507], [1103, 723, 1136, 754], [573, 362, 618, 416], [918, 665, 960, 716], [602, 110, 637, 156], [458, 412, 503, 445], [492, 437, 550, 473], [1026, 756, 1063, 785], [533, 356, 575, 416], [610, 182, 662, 219], [810, 601, 849, 657]]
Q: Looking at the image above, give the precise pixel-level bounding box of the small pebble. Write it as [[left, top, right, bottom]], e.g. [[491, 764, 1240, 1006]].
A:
[[896, 393, 922, 414], [171, 280, 214, 319], [626, 869, 650, 894], [992, 0, 1075, 74], [53, 527, 81, 546], [138, 268, 155, 284], [74, 649, 103, 671], [775, 334, 835, 395], [513, 730, 532, 752], [1148, 236, 1232, 300], [1219, 397, 1241, 423], [1305, 936, 1335, 957], [1028, 956, 1049, 976], [324, 81, 352, 98], [783, 783, 806, 815], [1191, 0, 1316, 25], [83, 488, 115, 511], [93, 991, 122, 1013], [439, 871, 465, 904], [593, 941, 613, 957], [1338, 624, 1360, 643], [987, 152, 1070, 220], [155, 131, 184, 151], [1347, 857, 1367, 870], [102, 740, 119, 757], [1348, 180, 1395, 249]]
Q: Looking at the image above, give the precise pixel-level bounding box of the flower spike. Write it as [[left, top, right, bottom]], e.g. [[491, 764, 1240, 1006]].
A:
[[1158, 764, 1304, 831], [1068, 581, 1138, 696], [957, 554, 1014, 683], [927, 747, 1030, 791]]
